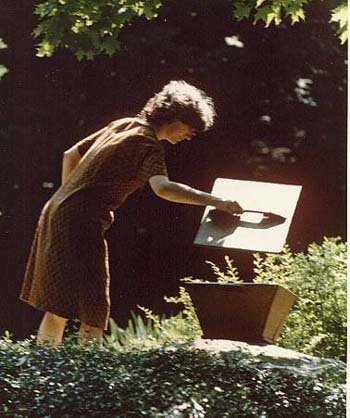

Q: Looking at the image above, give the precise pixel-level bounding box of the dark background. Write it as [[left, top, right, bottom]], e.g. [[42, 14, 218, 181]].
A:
[[0, 0, 347, 339]]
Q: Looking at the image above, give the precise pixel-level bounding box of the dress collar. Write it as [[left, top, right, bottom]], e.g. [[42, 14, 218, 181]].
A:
[[133, 117, 158, 140]]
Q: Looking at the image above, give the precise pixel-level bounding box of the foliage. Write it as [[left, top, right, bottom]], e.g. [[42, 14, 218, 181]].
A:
[[105, 287, 202, 349], [253, 237, 347, 361], [205, 256, 242, 284], [0, 38, 8, 80], [33, 0, 162, 60], [181, 238, 346, 361], [104, 311, 163, 348], [233, 0, 348, 43], [106, 237, 346, 363], [162, 286, 203, 340], [0, 334, 345, 417], [33, 0, 347, 59], [181, 256, 243, 285], [329, 3, 348, 44]]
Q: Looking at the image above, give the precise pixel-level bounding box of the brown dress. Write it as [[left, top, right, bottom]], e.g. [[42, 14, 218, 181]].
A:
[[20, 118, 168, 329]]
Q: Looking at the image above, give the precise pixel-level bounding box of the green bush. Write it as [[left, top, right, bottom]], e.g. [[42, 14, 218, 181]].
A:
[[180, 237, 346, 362], [253, 237, 346, 361], [0, 336, 345, 417], [105, 287, 202, 349]]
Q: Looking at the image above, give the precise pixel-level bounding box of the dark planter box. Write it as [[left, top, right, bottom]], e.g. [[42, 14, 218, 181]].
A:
[[185, 282, 296, 344]]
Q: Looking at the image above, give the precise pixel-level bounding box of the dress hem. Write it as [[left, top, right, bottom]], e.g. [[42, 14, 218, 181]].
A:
[[19, 297, 109, 330]]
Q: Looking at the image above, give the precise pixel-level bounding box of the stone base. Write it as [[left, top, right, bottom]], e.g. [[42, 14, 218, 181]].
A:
[[167, 339, 345, 375]]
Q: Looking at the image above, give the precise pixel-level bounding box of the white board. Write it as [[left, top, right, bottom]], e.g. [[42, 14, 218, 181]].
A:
[[194, 178, 302, 253]]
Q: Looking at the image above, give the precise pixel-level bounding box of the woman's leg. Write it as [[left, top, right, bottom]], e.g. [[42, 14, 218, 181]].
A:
[[37, 312, 68, 346], [78, 323, 103, 346]]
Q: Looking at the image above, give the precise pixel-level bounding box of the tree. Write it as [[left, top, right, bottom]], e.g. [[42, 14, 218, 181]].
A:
[[34, 0, 162, 60], [232, 0, 348, 44], [33, 0, 347, 60]]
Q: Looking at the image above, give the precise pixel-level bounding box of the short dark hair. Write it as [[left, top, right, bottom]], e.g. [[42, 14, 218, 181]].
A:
[[139, 80, 216, 133]]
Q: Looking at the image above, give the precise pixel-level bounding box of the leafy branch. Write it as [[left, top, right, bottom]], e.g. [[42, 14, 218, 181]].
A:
[[0, 38, 8, 79], [33, 0, 347, 60], [233, 0, 348, 44], [33, 0, 162, 60]]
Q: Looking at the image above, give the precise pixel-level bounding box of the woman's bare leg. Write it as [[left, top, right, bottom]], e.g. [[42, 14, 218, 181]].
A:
[[37, 312, 68, 346], [79, 323, 103, 346]]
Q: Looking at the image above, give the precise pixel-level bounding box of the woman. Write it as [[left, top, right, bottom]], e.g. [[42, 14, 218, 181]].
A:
[[20, 80, 242, 346]]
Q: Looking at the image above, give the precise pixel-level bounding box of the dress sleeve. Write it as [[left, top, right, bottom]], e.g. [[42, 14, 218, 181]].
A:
[[76, 126, 108, 157], [138, 141, 168, 184]]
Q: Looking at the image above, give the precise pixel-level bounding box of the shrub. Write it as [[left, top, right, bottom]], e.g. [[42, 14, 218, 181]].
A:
[[105, 287, 202, 349], [253, 237, 346, 361], [180, 237, 346, 361], [0, 335, 345, 417]]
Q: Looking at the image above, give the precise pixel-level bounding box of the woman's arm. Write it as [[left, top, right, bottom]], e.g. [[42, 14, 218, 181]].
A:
[[61, 124, 111, 184], [61, 145, 81, 184], [149, 175, 243, 213]]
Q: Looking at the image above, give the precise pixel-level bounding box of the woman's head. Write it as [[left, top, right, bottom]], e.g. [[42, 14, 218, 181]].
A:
[[139, 80, 216, 134]]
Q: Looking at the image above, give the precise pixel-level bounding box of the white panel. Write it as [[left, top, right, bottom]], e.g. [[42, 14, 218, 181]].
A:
[[194, 178, 302, 253]]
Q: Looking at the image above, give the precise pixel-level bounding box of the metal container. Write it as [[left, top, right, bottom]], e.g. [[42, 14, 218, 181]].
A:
[[185, 282, 296, 344]]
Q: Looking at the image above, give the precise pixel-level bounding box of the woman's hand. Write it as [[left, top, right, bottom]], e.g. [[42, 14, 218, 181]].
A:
[[214, 199, 243, 215]]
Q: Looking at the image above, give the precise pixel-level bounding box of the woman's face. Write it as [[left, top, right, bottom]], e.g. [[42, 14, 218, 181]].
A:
[[160, 120, 195, 144]]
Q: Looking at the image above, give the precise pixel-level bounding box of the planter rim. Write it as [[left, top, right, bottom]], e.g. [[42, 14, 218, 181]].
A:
[[184, 282, 296, 296]]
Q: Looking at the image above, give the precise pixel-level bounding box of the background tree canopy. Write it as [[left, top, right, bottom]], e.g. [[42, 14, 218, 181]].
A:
[[0, 38, 8, 79], [0, 0, 346, 339], [32, 0, 348, 59]]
